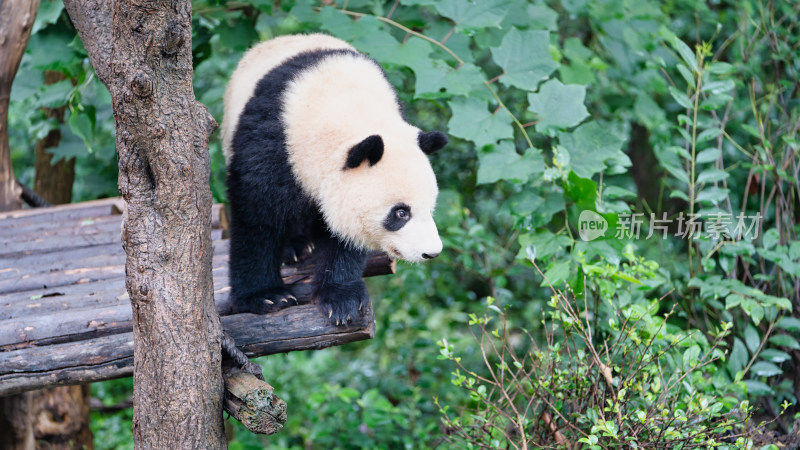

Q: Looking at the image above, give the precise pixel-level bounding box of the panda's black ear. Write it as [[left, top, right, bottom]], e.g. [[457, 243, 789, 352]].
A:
[[418, 131, 448, 155], [344, 135, 384, 170]]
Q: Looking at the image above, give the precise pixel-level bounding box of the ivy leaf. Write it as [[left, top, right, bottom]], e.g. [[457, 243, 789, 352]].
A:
[[541, 261, 571, 287], [48, 125, 87, 163], [447, 97, 513, 148], [477, 141, 544, 184], [491, 28, 557, 91], [527, 79, 589, 132], [415, 62, 485, 99], [435, 0, 512, 30], [559, 121, 626, 179], [36, 80, 73, 109], [516, 231, 570, 260], [33, 0, 65, 34]]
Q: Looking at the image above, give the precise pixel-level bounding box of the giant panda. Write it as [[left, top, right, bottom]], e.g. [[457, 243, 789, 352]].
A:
[[222, 34, 448, 325]]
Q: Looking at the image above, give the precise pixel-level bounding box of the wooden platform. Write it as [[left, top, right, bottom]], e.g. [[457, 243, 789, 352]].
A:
[[0, 198, 393, 396]]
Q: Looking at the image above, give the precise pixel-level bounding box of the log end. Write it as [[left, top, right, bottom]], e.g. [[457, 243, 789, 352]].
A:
[[223, 370, 287, 435]]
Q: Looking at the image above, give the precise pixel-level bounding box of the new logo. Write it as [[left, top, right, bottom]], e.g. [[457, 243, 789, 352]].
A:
[[579, 210, 607, 242]]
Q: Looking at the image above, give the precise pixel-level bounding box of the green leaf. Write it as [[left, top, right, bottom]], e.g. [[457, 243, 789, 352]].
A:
[[660, 27, 697, 72], [541, 261, 571, 287], [435, 0, 511, 30], [777, 317, 800, 332], [416, 62, 485, 98], [676, 64, 696, 88], [491, 28, 558, 91], [36, 80, 73, 108], [215, 20, 258, 51], [695, 148, 721, 163], [760, 349, 791, 363], [447, 97, 514, 148], [762, 228, 779, 250], [526, 3, 558, 30], [697, 169, 729, 184], [527, 79, 589, 131], [744, 325, 760, 353], [744, 380, 773, 396], [728, 338, 747, 375], [696, 187, 729, 204], [559, 122, 626, 179], [697, 128, 723, 143], [768, 334, 800, 350], [476, 141, 544, 184], [725, 294, 744, 309], [564, 171, 597, 210], [750, 361, 782, 377], [668, 86, 693, 109], [68, 111, 94, 153], [516, 231, 570, 260], [33, 0, 65, 34]]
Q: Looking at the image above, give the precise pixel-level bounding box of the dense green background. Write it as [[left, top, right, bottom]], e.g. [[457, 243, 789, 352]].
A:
[[9, 0, 799, 448]]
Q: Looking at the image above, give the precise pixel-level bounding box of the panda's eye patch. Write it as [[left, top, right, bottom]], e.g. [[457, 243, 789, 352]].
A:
[[384, 203, 411, 231]]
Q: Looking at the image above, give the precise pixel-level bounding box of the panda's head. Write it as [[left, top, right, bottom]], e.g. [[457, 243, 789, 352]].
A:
[[336, 129, 448, 263]]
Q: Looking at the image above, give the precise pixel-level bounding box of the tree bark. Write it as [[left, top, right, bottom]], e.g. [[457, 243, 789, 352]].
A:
[[64, 1, 225, 448], [0, 0, 39, 211], [34, 71, 76, 205], [0, 2, 44, 449]]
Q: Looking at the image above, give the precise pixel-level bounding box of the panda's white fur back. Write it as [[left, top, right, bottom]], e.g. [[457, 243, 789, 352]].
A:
[[221, 34, 354, 162], [281, 52, 439, 251]]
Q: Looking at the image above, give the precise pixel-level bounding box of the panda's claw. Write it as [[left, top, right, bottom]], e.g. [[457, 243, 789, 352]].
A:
[[264, 299, 274, 305], [328, 309, 333, 318], [287, 294, 297, 304], [280, 297, 289, 304]]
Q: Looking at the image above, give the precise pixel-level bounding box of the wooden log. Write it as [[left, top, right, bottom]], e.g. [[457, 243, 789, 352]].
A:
[[0, 252, 390, 347], [0, 302, 375, 397], [223, 369, 286, 435]]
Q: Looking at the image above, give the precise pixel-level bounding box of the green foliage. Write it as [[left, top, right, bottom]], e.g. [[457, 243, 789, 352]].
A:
[[13, 0, 799, 446]]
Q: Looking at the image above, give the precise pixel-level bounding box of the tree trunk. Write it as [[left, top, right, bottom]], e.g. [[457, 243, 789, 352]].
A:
[[63, 1, 225, 448], [0, 0, 39, 211], [33, 71, 75, 205], [0, 1, 44, 449]]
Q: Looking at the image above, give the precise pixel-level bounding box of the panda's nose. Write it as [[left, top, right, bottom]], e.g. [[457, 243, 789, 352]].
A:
[[422, 251, 440, 260]]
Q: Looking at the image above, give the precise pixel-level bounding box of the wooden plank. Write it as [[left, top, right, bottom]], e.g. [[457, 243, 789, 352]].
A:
[[0, 213, 121, 240], [0, 197, 123, 227], [0, 302, 375, 396], [0, 241, 229, 296], [0, 251, 392, 347], [0, 227, 222, 260]]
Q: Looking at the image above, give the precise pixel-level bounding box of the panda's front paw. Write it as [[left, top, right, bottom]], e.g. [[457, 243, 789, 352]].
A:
[[232, 288, 298, 314], [315, 280, 370, 326]]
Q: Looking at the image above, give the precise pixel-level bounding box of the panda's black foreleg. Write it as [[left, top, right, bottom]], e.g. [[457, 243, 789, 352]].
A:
[[312, 235, 369, 326], [228, 217, 297, 314]]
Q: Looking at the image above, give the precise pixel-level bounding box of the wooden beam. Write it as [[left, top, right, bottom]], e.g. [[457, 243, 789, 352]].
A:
[[0, 301, 376, 397]]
